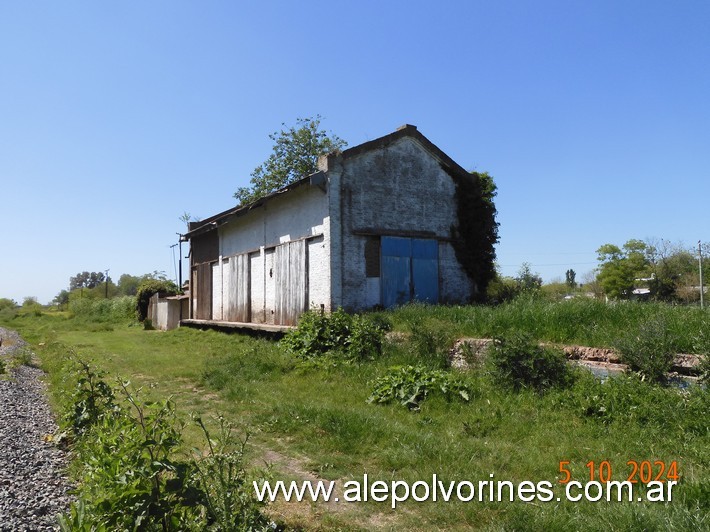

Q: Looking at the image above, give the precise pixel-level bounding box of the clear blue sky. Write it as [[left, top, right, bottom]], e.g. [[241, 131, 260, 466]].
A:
[[2, 1, 709, 304]]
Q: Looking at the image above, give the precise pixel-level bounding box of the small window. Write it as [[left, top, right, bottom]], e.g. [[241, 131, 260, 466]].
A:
[[365, 237, 380, 278]]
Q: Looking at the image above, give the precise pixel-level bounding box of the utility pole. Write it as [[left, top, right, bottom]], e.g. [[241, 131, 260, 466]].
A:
[[699, 241, 704, 310], [176, 234, 183, 289], [104, 269, 110, 299], [170, 243, 179, 287]]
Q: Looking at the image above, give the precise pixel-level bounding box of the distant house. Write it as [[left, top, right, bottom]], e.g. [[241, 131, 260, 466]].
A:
[[182, 125, 490, 328]]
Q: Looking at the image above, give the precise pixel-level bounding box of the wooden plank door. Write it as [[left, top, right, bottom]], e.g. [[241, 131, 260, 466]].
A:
[[274, 240, 308, 325], [223, 254, 250, 322], [194, 262, 212, 320]]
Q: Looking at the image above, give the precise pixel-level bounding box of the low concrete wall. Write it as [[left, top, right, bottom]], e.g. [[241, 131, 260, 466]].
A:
[[147, 294, 189, 330]]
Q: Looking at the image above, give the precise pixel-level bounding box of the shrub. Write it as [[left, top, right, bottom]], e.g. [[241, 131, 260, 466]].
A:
[[368, 365, 471, 410], [0, 297, 16, 311], [135, 279, 179, 322], [281, 308, 386, 361], [615, 315, 676, 383], [0, 306, 17, 321], [488, 331, 574, 393]]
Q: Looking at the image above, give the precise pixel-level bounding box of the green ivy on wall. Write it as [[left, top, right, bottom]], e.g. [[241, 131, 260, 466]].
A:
[[447, 167, 499, 302]]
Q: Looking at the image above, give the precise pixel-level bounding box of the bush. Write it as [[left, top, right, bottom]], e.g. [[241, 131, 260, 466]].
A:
[[0, 306, 17, 321], [488, 331, 574, 393], [615, 315, 676, 383], [135, 279, 179, 322], [368, 365, 472, 410], [281, 308, 386, 361]]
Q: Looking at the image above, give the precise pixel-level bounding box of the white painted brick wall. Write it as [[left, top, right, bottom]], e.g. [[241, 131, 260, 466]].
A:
[[216, 184, 332, 322]]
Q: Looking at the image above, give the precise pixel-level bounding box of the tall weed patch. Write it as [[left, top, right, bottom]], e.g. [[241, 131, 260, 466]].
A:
[[615, 315, 677, 382], [386, 299, 710, 353], [58, 359, 269, 531], [69, 296, 137, 323], [565, 372, 710, 436]]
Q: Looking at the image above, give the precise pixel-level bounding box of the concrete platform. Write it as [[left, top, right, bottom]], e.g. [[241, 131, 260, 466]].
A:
[[180, 319, 293, 335]]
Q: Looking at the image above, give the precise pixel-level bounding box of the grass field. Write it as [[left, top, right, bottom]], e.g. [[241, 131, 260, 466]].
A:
[[2, 299, 708, 530]]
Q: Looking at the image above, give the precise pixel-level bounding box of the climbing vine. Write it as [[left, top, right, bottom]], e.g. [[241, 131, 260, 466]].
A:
[[447, 168, 499, 302]]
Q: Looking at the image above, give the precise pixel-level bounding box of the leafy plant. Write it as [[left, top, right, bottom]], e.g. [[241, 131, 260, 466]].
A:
[[281, 308, 386, 362], [71, 386, 200, 530], [368, 365, 471, 410], [488, 331, 574, 393], [63, 359, 119, 437]]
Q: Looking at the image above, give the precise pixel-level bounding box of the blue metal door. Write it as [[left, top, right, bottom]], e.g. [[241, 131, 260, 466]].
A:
[[382, 237, 411, 307], [381, 237, 438, 308], [412, 238, 439, 303]]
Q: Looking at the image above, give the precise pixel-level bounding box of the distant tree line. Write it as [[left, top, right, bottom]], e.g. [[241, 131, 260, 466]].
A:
[[487, 238, 705, 304], [53, 271, 178, 308]]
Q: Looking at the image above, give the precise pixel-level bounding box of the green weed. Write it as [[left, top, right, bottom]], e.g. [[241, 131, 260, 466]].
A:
[[368, 365, 472, 410], [7, 304, 709, 530], [59, 360, 269, 531], [69, 296, 137, 324], [281, 308, 386, 362], [488, 331, 575, 392], [615, 314, 677, 382]]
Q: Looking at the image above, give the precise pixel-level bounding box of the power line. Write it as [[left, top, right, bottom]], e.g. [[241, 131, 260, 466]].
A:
[[498, 261, 597, 267]]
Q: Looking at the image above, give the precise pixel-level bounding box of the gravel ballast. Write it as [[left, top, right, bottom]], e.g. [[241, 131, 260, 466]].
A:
[[0, 328, 73, 531]]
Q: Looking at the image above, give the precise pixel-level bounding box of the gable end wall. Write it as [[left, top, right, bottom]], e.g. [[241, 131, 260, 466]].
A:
[[336, 137, 473, 310]]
